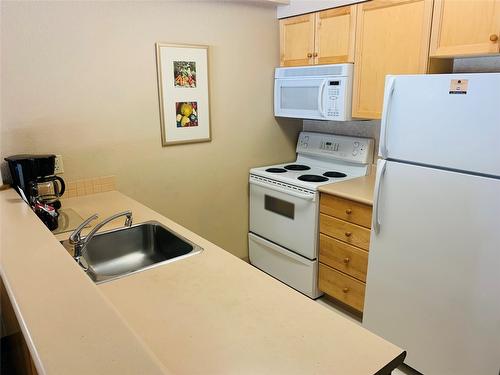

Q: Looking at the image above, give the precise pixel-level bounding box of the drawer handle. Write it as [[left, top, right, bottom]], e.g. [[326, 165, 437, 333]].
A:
[[342, 287, 350, 293], [345, 209, 352, 214], [307, 52, 313, 58], [343, 257, 350, 264], [345, 231, 352, 237], [490, 34, 498, 42]]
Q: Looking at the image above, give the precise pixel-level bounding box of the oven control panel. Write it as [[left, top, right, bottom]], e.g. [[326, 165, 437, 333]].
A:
[[297, 132, 374, 164]]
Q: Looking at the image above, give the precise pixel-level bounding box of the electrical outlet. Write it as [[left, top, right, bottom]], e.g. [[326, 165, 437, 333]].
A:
[[54, 154, 64, 174]]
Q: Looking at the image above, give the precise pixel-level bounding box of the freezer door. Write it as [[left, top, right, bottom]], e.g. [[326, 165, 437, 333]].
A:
[[380, 73, 500, 177], [364, 161, 500, 375]]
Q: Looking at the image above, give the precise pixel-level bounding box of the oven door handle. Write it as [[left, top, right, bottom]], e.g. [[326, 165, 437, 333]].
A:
[[250, 180, 316, 201]]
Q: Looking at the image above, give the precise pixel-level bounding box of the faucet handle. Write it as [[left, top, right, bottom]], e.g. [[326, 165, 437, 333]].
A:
[[69, 213, 99, 244], [125, 212, 133, 227]]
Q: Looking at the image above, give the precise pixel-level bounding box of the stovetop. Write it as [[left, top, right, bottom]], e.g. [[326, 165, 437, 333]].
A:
[[250, 159, 368, 191], [250, 132, 374, 191]]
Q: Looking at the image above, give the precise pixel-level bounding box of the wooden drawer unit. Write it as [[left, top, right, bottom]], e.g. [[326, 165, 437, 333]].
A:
[[319, 234, 368, 282], [320, 214, 371, 251], [318, 192, 373, 312], [319, 263, 366, 312], [320, 194, 372, 228]]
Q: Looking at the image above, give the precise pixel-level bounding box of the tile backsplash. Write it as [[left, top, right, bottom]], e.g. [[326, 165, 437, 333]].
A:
[[303, 119, 381, 163], [64, 176, 116, 198], [453, 56, 500, 73]]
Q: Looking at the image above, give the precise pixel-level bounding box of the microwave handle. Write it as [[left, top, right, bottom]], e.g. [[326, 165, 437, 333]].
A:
[[317, 79, 328, 118]]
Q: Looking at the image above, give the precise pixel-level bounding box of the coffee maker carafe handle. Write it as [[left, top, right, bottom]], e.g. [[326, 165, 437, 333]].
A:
[[54, 176, 66, 196]]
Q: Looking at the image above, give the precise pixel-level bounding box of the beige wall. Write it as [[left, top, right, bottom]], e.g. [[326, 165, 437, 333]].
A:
[[1, 1, 301, 258]]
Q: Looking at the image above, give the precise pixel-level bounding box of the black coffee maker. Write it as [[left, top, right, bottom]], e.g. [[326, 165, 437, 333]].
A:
[[5, 154, 66, 230]]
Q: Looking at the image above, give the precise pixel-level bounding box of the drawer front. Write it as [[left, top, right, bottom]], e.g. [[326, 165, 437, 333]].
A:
[[248, 233, 320, 299], [319, 234, 368, 282], [318, 263, 365, 312], [320, 194, 373, 228], [320, 213, 371, 250]]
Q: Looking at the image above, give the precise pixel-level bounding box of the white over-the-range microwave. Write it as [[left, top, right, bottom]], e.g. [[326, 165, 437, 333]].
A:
[[274, 63, 353, 121]]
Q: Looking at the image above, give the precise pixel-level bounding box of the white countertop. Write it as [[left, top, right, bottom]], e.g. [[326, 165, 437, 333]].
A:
[[1, 189, 404, 374]]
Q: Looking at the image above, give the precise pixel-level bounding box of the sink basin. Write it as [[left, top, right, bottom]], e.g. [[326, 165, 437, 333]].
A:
[[63, 221, 203, 283]]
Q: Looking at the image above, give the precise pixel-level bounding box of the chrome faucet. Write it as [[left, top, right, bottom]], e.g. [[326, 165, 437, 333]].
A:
[[69, 210, 133, 265]]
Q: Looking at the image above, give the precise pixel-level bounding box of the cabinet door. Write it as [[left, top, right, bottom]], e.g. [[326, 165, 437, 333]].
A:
[[430, 0, 500, 57], [314, 6, 357, 64], [352, 0, 433, 119], [279, 14, 315, 66]]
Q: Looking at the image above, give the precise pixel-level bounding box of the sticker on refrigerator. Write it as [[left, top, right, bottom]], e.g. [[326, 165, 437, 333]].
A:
[[449, 79, 468, 95]]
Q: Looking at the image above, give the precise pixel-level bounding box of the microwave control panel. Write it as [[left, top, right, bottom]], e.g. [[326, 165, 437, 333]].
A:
[[297, 132, 373, 164], [322, 77, 351, 120], [326, 81, 342, 118]]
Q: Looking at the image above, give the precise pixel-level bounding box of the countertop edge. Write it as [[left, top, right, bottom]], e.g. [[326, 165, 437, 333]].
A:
[[0, 268, 46, 374]]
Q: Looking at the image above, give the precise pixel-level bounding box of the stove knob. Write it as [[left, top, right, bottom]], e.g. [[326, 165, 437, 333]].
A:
[[352, 150, 358, 156], [354, 141, 360, 147]]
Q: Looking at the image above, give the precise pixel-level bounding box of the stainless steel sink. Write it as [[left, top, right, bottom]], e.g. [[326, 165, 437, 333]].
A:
[[62, 221, 202, 283]]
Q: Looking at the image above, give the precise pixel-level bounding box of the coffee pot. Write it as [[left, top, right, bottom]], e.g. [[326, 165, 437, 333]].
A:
[[30, 175, 66, 208]]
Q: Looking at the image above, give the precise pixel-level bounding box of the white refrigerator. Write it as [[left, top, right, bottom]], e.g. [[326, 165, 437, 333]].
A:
[[363, 73, 500, 375]]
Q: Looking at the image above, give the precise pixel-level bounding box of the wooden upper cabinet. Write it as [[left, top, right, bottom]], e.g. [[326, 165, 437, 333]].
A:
[[280, 14, 315, 66], [279, 5, 356, 66], [430, 0, 500, 58], [352, 0, 433, 119], [315, 6, 357, 64]]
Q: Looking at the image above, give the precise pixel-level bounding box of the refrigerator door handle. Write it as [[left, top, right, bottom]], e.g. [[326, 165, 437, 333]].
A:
[[373, 159, 387, 234], [379, 76, 396, 159]]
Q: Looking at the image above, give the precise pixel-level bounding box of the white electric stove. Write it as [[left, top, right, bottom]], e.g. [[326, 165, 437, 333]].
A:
[[248, 132, 374, 298]]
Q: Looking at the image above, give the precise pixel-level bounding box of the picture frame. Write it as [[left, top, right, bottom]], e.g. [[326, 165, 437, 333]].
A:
[[155, 43, 211, 146]]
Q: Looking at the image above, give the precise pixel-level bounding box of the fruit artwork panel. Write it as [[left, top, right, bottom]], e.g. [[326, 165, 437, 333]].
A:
[[173, 61, 196, 88], [176, 102, 198, 127]]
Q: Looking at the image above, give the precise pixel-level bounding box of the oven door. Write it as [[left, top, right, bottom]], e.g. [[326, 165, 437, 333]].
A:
[[274, 77, 329, 120], [249, 179, 318, 260]]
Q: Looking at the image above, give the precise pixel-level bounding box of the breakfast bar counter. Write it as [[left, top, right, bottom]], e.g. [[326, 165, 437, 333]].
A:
[[1, 188, 405, 374]]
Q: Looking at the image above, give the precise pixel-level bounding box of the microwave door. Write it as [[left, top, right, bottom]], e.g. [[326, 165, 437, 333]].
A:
[[274, 78, 325, 120]]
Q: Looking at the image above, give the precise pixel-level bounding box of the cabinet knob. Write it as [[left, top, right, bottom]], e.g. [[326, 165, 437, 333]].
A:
[[313, 52, 318, 57], [343, 287, 350, 293], [490, 34, 499, 42], [307, 53, 313, 58], [343, 257, 350, 264], [345, 231, 352, 237], [345, 208, 352, 214]]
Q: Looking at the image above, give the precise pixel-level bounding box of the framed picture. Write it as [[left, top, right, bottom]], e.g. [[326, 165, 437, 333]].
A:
[[155, 43, 211, 146]]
